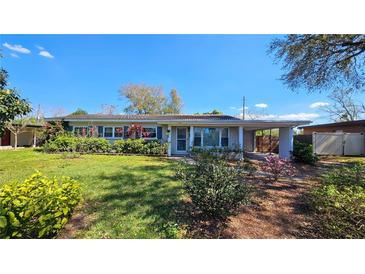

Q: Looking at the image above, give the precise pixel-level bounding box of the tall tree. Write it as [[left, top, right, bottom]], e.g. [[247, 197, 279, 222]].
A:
[[0, 55, 32, 136], [321, 89, 364, 121], [100, 104, 117, 115], [71, 108, 88, 115], [164, 89, 183, 114], [269, 35, 365, 92], [119, 84, 183, 114]]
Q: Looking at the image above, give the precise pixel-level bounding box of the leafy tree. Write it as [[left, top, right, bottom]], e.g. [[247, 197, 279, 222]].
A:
[[164, 89, 183, 114], [0, 56, 32, 136], [119, 84, 184, 114], [203, 109, 223, 114], [71, 108, 88, 115], [321, 89, 365, 121], [269, 35, 365, 92], [100, 104, 117, 115]]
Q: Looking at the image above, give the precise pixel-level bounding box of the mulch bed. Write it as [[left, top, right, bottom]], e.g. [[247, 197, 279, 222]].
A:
[[181, 160, 321, 239]]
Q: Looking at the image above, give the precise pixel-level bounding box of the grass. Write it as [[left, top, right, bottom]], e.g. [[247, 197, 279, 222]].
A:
[[320, 156, 365, 165], [0, 149, 184, 238]]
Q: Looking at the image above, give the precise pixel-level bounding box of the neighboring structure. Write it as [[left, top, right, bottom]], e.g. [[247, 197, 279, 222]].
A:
[[300, 119, 365, 135], [0, 125, 42, 148], [45, 114, 310, 159]]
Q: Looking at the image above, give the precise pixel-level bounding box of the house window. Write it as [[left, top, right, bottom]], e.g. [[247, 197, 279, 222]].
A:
[[194, 128, 202, 146], [221, 128, 229, 147], [193, 127, 229, 147], [203, 128, 219, 147], [74, 126, 89, 137], [141, 127, 157, 139], [114, 127, 124, 138], [104, 127, 113, 138]]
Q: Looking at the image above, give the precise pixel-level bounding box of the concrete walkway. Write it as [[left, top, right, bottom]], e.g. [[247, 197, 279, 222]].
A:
[[245, 152, 278, 162]]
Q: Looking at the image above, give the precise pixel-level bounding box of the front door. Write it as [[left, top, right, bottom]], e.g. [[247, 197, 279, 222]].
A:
[[176, 127, 187, 153], [1, 129, 11, 146]]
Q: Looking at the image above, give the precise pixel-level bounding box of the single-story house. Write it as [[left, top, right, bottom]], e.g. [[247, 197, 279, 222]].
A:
[[300, 119, 365, 135], [0, 125, 43, 148], [45, 114, 310, 159]]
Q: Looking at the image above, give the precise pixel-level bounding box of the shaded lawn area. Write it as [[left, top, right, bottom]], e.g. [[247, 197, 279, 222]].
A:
[[0, 149, 184, 239]]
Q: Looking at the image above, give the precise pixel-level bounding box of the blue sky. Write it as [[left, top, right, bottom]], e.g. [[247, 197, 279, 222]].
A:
[[1, 34, 337, 123]]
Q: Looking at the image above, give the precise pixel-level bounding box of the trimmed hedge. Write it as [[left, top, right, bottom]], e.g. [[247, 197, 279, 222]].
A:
[[0, 172, 81, 239], [309, 163, 365, 238], [42, 135, 167, 155]]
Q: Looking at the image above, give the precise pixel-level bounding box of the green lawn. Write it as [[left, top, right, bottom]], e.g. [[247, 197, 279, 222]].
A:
[[0, 149, 184, 238]]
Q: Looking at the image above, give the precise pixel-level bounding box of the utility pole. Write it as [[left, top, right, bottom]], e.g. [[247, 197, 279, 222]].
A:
[[242, 96, 246, 120]]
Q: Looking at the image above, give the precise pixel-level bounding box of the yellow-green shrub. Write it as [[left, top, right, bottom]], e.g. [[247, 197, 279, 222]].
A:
[[0, 172, 81, 239]]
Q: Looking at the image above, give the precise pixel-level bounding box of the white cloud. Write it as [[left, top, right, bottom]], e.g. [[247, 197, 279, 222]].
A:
[[2, 42, 31, 54], [36, 45, 44, 50], [255, 103, 268, 108], [10, 53, 19, 58], [309, 101, 330, 108], [39, 50, 54, 59]]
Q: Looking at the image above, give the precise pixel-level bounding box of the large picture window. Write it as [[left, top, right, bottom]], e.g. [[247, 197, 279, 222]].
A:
[[203, 128, 219, 147], [193, 127, 229, 148]]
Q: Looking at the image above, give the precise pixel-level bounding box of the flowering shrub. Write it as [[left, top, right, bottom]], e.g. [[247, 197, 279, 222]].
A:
[[260, 155, 296, 182], [0, 172, 81, 238]]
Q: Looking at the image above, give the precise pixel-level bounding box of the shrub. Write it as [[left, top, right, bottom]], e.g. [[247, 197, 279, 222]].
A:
[[43, 135, 167, 155], [309, 163, 365, 238], [37, 121, 65, 145], [76, 137, 111, 153], [259, 155, 296, 182], [0, 172, 81, 238], [113, 139, 167, 155], [175, 153, 251, 220], [293, 140, 318, 165], [43, 134, 77, 152]]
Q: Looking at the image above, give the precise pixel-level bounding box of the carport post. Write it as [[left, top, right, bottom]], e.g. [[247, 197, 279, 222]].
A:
[[167, 125, 172, 156], [238, 126, 244, 150], [279, 127, 294, 159]]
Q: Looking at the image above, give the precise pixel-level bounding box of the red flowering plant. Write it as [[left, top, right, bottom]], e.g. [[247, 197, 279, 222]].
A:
[[127, 124, 143, 139], [259, 155, 296, 182]]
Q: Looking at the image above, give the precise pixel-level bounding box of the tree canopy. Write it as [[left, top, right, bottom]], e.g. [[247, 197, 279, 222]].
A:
[[269, 34, 365, 92], [203, 109, 223, 114], [119, 83, 183, 114], [71, 108, 88, 115], [0, 56, 32, 136]]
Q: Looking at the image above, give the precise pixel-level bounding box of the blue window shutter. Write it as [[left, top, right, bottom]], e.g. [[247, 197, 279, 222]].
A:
[[124, 126, 129, 139], [157, 126, 162, 139], [98, 126, 104, 137]]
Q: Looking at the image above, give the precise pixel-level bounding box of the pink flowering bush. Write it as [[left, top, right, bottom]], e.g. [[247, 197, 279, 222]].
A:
[[260, 155, 296, 182]]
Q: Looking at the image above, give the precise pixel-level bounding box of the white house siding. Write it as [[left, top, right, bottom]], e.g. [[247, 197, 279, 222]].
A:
[[244, 130, 255, 152]]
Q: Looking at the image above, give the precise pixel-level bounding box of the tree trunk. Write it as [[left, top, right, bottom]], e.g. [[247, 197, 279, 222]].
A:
[[14, 134, 18, 149]]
